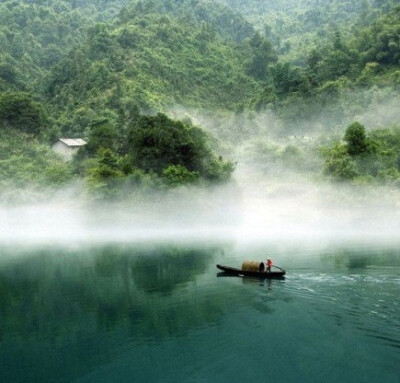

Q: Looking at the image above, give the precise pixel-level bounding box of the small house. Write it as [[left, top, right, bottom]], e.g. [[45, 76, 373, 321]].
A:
[[52, 138, 87, 161]]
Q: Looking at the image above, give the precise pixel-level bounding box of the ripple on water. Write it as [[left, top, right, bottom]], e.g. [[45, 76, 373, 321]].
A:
[[281, 270, 400, 354]]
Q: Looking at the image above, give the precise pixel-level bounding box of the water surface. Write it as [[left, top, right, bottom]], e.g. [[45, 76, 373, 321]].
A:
[[0, 243, 399, 382]]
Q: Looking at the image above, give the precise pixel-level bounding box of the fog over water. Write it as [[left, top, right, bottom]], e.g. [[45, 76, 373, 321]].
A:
[[2, 97, 400, 248], [1, 170, 400, 247]]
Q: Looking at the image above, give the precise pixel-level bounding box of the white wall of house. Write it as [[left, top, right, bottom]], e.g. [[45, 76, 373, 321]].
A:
[[52, 141, 80, 161]]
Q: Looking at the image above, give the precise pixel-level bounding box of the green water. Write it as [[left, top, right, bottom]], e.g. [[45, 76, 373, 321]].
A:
[[0, 243, 399, 383]]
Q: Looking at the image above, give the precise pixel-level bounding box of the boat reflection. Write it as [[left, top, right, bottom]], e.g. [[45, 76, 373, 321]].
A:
[[217, 271, 286, 288]]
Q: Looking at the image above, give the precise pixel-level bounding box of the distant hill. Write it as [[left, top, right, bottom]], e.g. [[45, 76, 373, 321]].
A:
[[0, 0, 128, 92], [44, 1, 277, 132], [1, 0, 400, 193], [216, 0, 400, 60], [125, 0, 255, 43]]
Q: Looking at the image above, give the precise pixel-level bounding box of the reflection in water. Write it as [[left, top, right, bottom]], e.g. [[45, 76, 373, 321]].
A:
[[131, 247, 212, 294], [0, 245, 232, 383], [0, 244, 399, 383], [321, 247, 400, 269], [0, 245, 224, 338], [216, 272, 285, 289], [217, 271, 289, 315]]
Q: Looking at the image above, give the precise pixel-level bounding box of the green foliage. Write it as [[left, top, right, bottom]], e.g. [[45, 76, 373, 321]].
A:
[[46, 9, 261, 115], [78, 112, 234, 197], [0, 62, 17, 85], [246, 32, 277, 80], [0, 0, 124, 92], [86, 148, 125, 198], [248, 2, 400, 122], [323, 142, 359, 180], [203, 157, 235, 182], [1, 0, 400, 123], [127, 113, 209, 175], [88, 148, 123, 180], [2, 0, 400, 196], [0, 129, 72, 190], [344, 122, 369, 156], [162, 165, 200, 187], [81, 110, 236, 197], [126, 113, 234, 183], [217, 0, 400, 60], [0, 92, 46, 135], [356, 6, 400, 67], [85, 121, 120, 155], [323, 123, 400, 184], [127, 0, 255, 43], [270, 62, 307, 96], [377, 167, 400, 184]]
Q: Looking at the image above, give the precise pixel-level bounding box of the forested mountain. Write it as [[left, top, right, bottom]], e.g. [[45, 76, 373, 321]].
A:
[[45, 12, 263, 120], [249, 4, 400, 130], [1, 0, 400, 197], [216, 0, 400, 59], [0, 0, 129, 92], [125, 0, 255, 43]]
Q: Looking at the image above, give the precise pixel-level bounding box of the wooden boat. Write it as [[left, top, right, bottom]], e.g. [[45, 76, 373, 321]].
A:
[[216, 264, 286, 279]]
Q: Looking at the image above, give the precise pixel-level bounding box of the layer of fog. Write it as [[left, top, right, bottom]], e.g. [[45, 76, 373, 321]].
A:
[[2, 91, 400, 248], [1, 177, 400, 247], [169, 88, 400, 143]]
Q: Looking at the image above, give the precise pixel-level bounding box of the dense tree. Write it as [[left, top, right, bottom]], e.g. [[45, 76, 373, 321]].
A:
[[323, 143, 359, 180], [0, 92, 46, 135], [1, 0, 400, 195], [216, 0, 400, 58], [246, 32, 277, 80], [127, 113, 233, 182], [72, 111, 236, 196], [45, 10, 260, 117], [126, 0, 255, 43], [162, 165, 200, 187], [85, 121, 120, 155], [0, 0, 129, 93], [344, 122, 369, 156], [270, 62, 307, 96], [0, 129, 71, 192], [323, 123, 400, 184]]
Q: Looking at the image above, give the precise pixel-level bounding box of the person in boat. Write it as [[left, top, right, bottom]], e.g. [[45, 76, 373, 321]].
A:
[[266, 259, 272, 272]]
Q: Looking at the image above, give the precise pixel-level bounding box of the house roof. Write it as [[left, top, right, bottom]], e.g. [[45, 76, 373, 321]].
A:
[[59, 138, 87, 147]]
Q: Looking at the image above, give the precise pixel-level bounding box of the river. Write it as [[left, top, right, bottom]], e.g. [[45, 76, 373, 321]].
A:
[[0, 242, 399, 382]]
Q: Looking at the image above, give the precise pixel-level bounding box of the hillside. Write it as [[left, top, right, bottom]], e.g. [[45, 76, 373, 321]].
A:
[[0, 0, 128, 93], [125, 0, 255, 43], [216, 0, 400, 59], [1, 0, 400, 196], [44, 2, 276, 126]]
